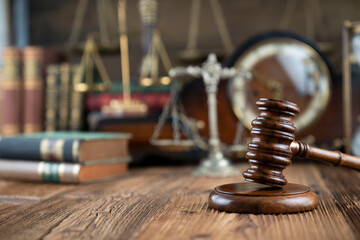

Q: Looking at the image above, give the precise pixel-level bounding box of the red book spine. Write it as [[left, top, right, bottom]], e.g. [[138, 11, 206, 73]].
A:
[[85, 92, 170, 112], [23, 47, 45, 133], [1, 47, 23, 136]]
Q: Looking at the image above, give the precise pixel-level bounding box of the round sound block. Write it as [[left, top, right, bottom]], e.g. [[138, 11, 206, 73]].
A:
[[208, 182, 318, 214]]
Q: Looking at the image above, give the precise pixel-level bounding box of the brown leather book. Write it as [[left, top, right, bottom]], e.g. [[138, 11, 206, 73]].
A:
[[1, 47, 23, 136], [23, 46, 45, 133], [0, 131, 131, 163]]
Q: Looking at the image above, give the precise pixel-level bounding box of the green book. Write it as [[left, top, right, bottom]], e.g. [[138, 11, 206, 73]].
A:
[[0, 131, 132, 163]]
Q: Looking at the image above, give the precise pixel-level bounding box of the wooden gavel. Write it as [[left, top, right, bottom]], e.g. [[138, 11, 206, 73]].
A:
[[243, 98, 360, 187]]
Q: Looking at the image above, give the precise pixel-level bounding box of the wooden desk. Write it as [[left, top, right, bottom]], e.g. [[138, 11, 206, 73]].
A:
[[0, 162, 359, 240]]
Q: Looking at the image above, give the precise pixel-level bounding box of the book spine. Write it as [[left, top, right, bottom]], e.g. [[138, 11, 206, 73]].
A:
[[0, 138, 80, 163], [0, 68, 3, 134], [23, 46, 44, 133], [0, 160, 81, 183], [1, 47, 23, 136], [59, 63, 71, 130], [85, 92, 170, 112], [44, 64, 60, 131], [70, 64, 85, 131]]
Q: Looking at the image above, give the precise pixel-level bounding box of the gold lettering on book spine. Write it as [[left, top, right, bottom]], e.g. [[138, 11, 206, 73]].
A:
[[3, 60, 20, 78], [37, 162, 65, 182], [58, 163, 66, 181], [54, 139, 65, 162], [1, 81, 22, 89], [24, 124, 42, 133], [24, 61, 41, 78], [72, 164, 81, 182], [2, 124, 21, 135], [40, 139, 51, 161], [37, 161, 44, 177], [72, 141, 80, 162], [40, 139, 65, 162], [24, 81, 42, 90]]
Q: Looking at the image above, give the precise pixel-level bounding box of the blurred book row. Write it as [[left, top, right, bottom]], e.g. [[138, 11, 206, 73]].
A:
[[0, 46, 171, 136]]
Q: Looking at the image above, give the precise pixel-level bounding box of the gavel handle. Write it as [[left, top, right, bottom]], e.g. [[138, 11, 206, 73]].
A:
[[290, 141, 360, 171]]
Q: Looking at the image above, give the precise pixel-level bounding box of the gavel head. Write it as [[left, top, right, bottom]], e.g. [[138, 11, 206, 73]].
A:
[[243, 98, 300, 187]]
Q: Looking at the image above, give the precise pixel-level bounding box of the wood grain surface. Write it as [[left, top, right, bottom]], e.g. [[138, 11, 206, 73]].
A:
[[0, 162, 358, 240]]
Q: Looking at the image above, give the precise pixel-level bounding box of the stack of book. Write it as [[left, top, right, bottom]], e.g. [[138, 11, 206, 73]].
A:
[[0, 132, 131, 183]]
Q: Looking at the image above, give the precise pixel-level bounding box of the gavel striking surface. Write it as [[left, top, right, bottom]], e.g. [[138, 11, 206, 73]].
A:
[[208, 182, 318, 214]]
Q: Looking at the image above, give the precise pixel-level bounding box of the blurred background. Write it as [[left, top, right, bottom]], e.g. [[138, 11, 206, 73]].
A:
[[1, 0, 360, 164], [3, 0, 360, 73]]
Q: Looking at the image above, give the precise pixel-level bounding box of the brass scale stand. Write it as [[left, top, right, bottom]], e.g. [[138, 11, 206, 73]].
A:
[[151, 54, 251, 177], [146, 0, 249, 176]]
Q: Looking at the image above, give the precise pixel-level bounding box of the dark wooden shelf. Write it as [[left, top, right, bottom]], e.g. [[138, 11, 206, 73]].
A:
[[0, 162, 358, 239]]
